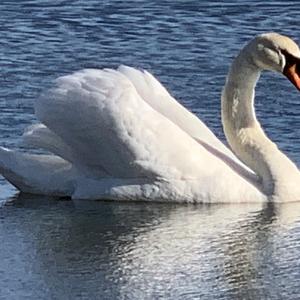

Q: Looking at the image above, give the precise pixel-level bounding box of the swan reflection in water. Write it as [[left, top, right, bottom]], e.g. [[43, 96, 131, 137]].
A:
[[2, 194, 300, 299]]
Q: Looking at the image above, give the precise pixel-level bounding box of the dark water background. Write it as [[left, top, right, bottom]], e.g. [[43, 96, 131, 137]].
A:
[[1, 1, 300, 299]]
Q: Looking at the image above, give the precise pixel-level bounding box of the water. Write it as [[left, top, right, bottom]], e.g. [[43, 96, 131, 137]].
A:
[[1, 0, 300, 299]]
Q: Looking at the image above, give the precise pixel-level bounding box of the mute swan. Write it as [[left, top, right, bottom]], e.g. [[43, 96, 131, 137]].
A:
[[1, 33, 300, 203]]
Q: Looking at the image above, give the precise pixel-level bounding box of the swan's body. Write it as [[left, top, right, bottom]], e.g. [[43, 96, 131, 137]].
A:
[[1, 33, 300, 202]]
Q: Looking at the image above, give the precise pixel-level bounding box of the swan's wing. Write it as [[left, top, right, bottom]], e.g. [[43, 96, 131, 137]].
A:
[[118, 65, 246, 167], [34, 68, 256, 188], [35, 68, 208, 180]]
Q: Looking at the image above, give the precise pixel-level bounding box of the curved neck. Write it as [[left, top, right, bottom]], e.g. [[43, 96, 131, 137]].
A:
[[222, 48, 300, 196]]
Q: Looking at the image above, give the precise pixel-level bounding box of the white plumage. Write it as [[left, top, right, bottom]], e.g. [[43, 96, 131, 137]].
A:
[[1, 33, 300, 202]]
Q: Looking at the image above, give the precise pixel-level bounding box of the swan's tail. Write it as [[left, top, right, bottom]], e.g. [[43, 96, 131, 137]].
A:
[[0, 147, 76, 197]]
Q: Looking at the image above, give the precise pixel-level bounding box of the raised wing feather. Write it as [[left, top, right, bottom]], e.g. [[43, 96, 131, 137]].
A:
[[118, 66, 247, 168], [34, 68, 241, 182]]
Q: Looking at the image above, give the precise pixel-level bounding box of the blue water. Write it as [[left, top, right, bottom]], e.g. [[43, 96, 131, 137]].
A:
[[1, 1, 300, 299]]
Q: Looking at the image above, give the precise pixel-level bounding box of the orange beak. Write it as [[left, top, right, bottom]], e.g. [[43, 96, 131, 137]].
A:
[[283, 53, 300, 91]]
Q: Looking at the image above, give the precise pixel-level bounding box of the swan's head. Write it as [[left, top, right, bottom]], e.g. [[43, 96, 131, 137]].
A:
[[248, 33, 300, 90]]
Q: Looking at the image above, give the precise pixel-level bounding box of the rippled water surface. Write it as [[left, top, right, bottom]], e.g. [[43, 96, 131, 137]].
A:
[[1, 1, 300, 299]]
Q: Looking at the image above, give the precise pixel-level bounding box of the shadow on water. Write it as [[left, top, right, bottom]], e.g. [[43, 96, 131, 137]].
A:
[[1, 193, 300, 299]]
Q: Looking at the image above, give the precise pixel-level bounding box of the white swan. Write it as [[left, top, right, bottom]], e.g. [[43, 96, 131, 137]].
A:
[[1, 33, 300, 203]]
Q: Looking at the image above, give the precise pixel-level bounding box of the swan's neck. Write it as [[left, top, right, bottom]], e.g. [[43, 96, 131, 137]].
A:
[[222, 49, 300, 198]]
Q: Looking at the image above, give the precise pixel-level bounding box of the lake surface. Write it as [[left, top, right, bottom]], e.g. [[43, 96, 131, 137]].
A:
[[1, 1, 300, 299]]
